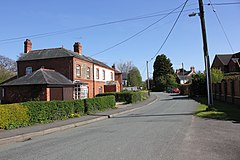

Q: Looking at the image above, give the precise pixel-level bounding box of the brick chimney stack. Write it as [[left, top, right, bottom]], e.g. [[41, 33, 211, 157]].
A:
[[73, 42, 82, 55], [190, 67, 195, 72], [24, 39, 32, 53], [112, 64, 115, 70]]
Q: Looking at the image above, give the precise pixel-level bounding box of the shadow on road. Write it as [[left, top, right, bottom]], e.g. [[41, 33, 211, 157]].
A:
[[112, 112, 194, 119], [161, 96, 190, 101]]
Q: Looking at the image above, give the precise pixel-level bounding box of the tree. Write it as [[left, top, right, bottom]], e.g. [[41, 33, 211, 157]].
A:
[[117, 61, 134, 86], [0, 55, 17, 72], [0, 55, 17, 83], [190, 72, 207, 97], [117, 61, 134, 75], [127, 67, 142, 87], [153, 54, 175, 91], [211, 68, 224, 84]]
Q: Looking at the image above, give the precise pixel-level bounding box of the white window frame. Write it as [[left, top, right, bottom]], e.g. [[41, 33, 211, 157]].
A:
[[76, 65, 81, 77], [26, 67, 32, 75]]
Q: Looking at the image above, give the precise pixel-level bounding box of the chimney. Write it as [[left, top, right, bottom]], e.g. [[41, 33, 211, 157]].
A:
[[176, 69, 180, 74], [190, 67, 195, 72], [73, 42, 82, 55], [112, 64, 115, 70], [24, 39, 32, 53]]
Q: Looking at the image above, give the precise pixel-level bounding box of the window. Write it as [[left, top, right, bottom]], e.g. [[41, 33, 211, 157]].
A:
[[111, 72, 113, 81], [87, 67, 90, 79], [25, 67, 32, 75], [74, 83, 88, 100], [96, 68, 99, 79], [76, 65, 81, 77], [102, 70, 105, 80], [2, 88, 4, 98], [74, 84, 81, 100]]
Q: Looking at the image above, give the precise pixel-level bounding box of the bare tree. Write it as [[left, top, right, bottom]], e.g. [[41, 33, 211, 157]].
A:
[[0, 55, 17, 72], [116, 61, 134, 74], [0, 55, 17, 83]]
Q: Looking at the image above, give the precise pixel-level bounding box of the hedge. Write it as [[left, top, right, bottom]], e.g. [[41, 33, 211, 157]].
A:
[[0, 95, 115, 129], [0, 104, 29, 129], [85, 95, 116, 114], [96, 91, 149, 103]]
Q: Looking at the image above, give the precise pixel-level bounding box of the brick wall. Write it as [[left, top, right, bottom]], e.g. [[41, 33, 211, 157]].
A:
[[213, 79, 240, 105], [17, 57, 73, 80], [2, 85, 47, 104]]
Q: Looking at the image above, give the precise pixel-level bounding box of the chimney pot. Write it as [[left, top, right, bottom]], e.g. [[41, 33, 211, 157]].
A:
[[24, 39, 32, 53], [73, 42, 82, 55]]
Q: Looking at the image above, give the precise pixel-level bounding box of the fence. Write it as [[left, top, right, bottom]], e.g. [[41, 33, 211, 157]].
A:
[[212, 79, 240, 105]]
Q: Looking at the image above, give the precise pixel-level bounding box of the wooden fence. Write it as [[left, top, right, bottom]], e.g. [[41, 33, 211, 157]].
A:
[[212, 79, 240, 105]]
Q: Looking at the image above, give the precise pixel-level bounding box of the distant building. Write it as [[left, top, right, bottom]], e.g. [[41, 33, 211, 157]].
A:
[[176, 67, 196, 84], [0, 39, 122, 103], [211, 52, 240, 73]]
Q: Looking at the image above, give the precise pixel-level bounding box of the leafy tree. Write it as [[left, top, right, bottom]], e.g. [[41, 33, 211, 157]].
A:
[[0, 55, 17, 83], [190, 72, 207, 97], [211, 68, 224, 84], [127, 67, 142, 87], [153, 54, 175, 91]]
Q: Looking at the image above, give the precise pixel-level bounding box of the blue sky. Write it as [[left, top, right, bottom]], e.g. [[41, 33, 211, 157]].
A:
[[0, 0, 239, 80]]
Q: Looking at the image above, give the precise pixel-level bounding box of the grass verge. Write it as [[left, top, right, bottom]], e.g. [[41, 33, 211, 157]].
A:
[[194, 97, 240, 122]]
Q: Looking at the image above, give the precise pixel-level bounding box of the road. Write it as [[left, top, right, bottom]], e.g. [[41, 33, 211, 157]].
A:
[[0, 92, 199, 160]]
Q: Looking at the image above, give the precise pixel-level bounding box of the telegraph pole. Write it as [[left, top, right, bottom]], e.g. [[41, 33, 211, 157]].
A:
[[146, 61, 150, 90], [198, 0, 213, 107]]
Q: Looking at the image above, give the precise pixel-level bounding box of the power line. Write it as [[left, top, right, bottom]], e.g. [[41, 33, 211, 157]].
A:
[[208, 0, 235, 53], [149, 0, 189, 62], [0, 6, 198, 45], [206, 2, 240, 6], [90, 4, 195, 57]]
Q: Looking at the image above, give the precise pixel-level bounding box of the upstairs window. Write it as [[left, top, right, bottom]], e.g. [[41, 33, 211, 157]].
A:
[[86, 67, 91, 79], [96, 68, 99, 79], [25, 67, 32, 75], [102, 70, 105, 80], [76, 65, 81, 77]]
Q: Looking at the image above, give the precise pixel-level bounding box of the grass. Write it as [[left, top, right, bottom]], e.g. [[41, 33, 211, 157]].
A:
[[194, 97, 240, 122]]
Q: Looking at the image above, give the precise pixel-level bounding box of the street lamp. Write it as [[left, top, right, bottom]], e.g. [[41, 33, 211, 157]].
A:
[[189, 0, 213, 107]]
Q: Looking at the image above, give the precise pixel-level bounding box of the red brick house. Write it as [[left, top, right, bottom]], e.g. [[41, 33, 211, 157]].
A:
[[1, 39, 122, 103], [211, 52, 240, 73]]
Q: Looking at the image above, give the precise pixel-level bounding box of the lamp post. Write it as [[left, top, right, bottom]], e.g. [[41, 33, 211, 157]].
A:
[[189, 0, 213, 107]]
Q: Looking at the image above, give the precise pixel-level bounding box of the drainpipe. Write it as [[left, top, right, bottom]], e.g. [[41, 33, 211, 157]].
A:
[[92, 63, 95, 97]]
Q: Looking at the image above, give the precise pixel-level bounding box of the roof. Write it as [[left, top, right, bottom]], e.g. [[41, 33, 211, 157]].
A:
[[1, 68, 73, 86], [18, 47, 113, 70], [215, 54, 233, 65]]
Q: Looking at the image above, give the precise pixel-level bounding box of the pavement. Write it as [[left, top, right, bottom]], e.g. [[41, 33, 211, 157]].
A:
[[0, 94, 158, 146]]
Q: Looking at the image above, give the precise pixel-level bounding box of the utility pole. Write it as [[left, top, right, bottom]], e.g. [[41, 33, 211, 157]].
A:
[[146, 61, 150, 90], [198, 0, 213, 107]]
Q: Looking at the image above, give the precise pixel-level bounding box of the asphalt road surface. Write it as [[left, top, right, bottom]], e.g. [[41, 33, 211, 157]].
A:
[[0, 93, 201, 160]]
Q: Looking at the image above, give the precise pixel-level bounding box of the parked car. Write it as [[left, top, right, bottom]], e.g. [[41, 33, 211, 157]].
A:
[[172, 88, 180, 93]]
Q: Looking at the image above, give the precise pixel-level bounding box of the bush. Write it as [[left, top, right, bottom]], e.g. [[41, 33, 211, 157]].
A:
[[0, 104, 30, 129], [0, 96, 115, 129], [85, 96, 116, 114], [22, 100, 85, 124], [97, 91, 149, 103]]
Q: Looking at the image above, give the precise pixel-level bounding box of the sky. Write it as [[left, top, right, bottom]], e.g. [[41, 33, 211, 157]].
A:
[[0, 0, 239, 80]]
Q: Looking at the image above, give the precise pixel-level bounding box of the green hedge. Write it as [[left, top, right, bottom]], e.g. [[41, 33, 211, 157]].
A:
[[97, 91, 149, 103], [0, 95, 115, 129], [0, 104, 29, 129], [85, 95, 116, 114]]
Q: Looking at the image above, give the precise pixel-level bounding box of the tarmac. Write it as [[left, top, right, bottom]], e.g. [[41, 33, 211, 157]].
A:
[[0, 95, 158, 146]]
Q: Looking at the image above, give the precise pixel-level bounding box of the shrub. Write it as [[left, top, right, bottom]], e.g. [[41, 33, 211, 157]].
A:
[[0, 104, 30, 129], [97, 91, 149, 103]]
